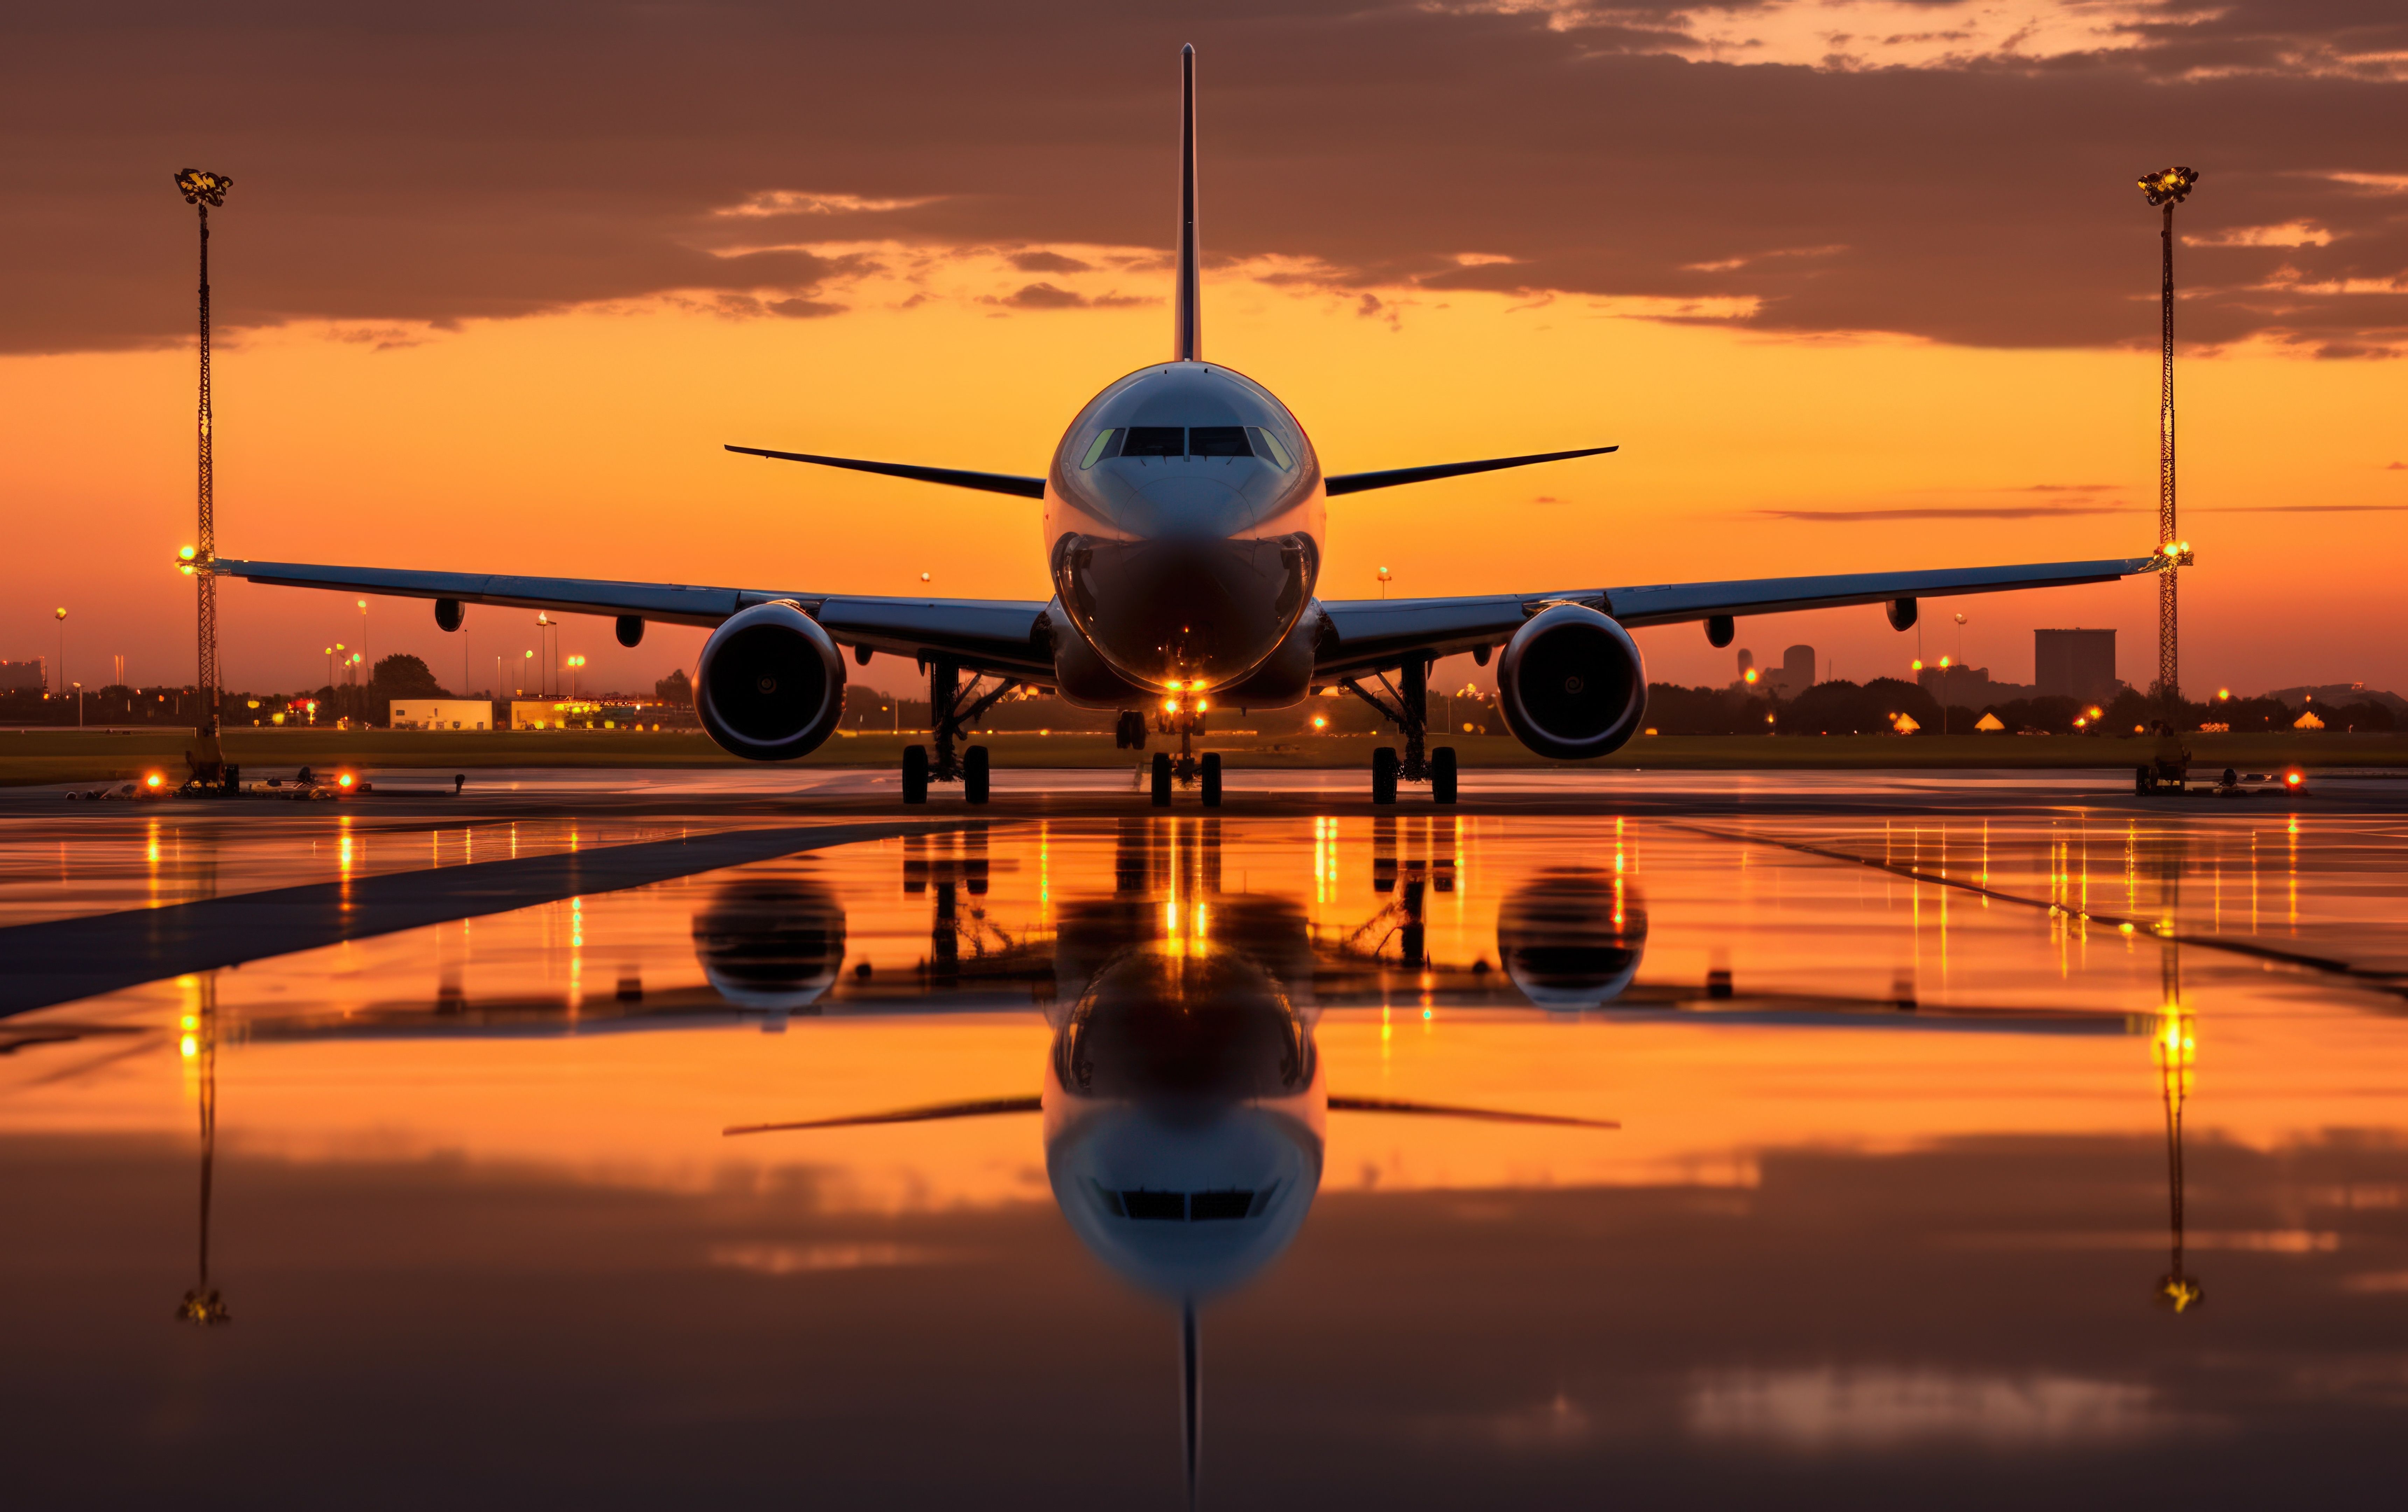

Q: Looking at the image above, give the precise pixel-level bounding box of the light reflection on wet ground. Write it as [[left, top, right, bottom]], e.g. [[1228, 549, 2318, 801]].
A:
[[3, 796, 2404, 1506]]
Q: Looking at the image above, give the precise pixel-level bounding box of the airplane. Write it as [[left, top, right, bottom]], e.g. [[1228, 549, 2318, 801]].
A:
[[209, 45, 2157, 807]]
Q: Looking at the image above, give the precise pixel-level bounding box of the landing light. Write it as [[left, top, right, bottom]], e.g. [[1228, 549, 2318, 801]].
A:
[[2286, 769, 2303, 787], [144, 771, 164, 789], [1162, 698, 1178, 713], [337, 772, 356, 789], [1195, 698, 1209, 712]]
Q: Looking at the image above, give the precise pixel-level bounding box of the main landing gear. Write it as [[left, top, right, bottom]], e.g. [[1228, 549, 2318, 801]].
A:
[[901, 657, 1018, 806], [1342, 657, 1458, 806]]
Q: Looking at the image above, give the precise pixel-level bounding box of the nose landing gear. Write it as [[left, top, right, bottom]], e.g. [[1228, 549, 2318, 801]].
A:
[[1137, 691, 1220, 804], [1342, 657, 1458, 805]]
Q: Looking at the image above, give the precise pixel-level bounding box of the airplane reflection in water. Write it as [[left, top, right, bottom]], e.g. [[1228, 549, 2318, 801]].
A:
[[159, 821, 2221, 1498]]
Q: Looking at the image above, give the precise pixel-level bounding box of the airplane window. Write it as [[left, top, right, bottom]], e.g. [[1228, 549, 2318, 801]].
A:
[[1247, 427, 1292, 469], [1121, 427, 1185, 458], [1189, 425, 1251, 457], [1080, 428, 1120, 468]]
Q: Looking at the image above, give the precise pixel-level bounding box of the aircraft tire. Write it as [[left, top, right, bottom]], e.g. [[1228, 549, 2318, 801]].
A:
[[1430, 746, 1458, 805], [903, 744, 930, 804], [1371, 746, 1399, 805], [1151, 751, 1173, 806], [1200, 751, 1222, 808], [964, 744, 990, 805]]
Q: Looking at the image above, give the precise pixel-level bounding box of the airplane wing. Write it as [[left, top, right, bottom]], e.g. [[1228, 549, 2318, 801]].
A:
[[1311, 555, 2155, 679], [212, 558, 1055, 679]]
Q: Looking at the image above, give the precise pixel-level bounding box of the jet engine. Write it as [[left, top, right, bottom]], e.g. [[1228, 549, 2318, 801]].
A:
[[1495, 602, 1647, 760], [694, 600, 848, 761]]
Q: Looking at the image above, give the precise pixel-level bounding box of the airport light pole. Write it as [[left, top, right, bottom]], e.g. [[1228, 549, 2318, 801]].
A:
[[357, 599, 368, 684], [53, 607, 65, 697], [175, 169, 232, 766], [2138, 166, 2198, 728]]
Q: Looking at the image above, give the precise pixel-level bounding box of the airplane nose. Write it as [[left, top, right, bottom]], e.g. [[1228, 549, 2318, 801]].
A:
[[1130, 473, 1247, 538]]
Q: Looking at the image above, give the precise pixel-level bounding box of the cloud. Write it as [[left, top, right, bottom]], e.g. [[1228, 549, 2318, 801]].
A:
[[1008, 249, 1093, 273], [987, 281, 1147, 310], [1753, 503, 2139, 521], [6, 1, 2407, 354]]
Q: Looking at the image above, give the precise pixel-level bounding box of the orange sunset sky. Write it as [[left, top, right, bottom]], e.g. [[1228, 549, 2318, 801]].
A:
[[5, 2, 2404, 701]]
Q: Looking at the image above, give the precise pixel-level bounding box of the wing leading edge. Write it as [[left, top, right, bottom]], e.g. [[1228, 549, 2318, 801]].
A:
[[210, 558, 1054, 679], [1312, 555, 2154, 678]]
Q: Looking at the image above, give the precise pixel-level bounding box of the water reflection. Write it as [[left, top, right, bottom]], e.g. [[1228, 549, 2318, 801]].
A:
[[174, 970, 230, 1326], [726, 823, 1618, 1504], [1496, 870, 1648, 1008], [691, 877, 847, 1016]]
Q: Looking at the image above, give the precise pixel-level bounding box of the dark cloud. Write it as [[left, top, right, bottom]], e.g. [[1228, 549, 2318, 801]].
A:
[[1008, 249, 1093, 273], [989, 281, 1148, 310], [3, 1, 2403, 354]]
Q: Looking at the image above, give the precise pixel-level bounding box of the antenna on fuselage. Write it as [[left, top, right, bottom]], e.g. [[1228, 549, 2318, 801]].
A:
[[1175, 44, 1202, 364]]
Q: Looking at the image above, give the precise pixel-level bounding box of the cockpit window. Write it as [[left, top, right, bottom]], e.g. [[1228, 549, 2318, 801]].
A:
[[1080, 429, 1120, 468], [1247, 427, 1293, 470], [1188, 425, 1251, 457], [1121, 427, 1186, 458]]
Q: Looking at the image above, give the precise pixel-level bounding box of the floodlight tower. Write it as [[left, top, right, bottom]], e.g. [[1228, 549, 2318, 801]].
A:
[[175, 168, 234, 775], [2138, 166, 2198, 726]]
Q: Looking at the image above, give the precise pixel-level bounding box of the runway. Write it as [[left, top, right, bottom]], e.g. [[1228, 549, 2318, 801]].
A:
[[4, 769, 2404, 1505]]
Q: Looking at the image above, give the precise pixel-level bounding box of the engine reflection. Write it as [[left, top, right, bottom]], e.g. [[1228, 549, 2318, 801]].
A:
[[1495, 868, 1648, 1008], [690, 876, 848, 1015]]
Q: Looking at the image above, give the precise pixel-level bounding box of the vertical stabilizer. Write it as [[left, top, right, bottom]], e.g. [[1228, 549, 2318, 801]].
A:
[[1180, 1298, 1201, 1509], [1174, 44, 1202, 362]]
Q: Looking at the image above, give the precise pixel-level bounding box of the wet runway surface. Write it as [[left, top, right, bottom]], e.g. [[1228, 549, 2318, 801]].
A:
[[4, 774, 2404, 1507]]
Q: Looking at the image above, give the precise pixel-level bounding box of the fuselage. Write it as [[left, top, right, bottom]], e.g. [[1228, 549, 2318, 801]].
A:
[[1043, 361, 1326, 704]]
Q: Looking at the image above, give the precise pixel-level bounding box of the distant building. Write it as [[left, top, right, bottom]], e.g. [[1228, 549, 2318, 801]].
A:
[[2035, 629, 2118, 704], [391, 699, 493, 730], [1918, 662, 2034, 706], [1760, 644, 1817, 700], [510, 699, 654, 730], [0, 659, 45, 694]]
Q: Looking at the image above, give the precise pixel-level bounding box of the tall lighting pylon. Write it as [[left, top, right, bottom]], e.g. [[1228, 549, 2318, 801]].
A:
[[175, 168, 233, 775], [2138, 166, 2198, 727]]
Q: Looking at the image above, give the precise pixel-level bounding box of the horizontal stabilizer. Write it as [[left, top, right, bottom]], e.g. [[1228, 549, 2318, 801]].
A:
[[1324, 444, 1618, 497], [724, 1096, 1043, 1135], [1327, 1095, 1619, 1128], [726, 444, 1046, 498]]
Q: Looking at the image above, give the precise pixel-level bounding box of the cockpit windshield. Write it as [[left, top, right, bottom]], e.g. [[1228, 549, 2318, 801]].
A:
[[1121, 427, 1186, 458], [1092, 424, 1295, 467]]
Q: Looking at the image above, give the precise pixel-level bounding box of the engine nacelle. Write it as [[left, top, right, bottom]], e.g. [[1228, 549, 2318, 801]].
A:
[[1496, 602, 1647, 760], [694, 600, 847, 761]]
